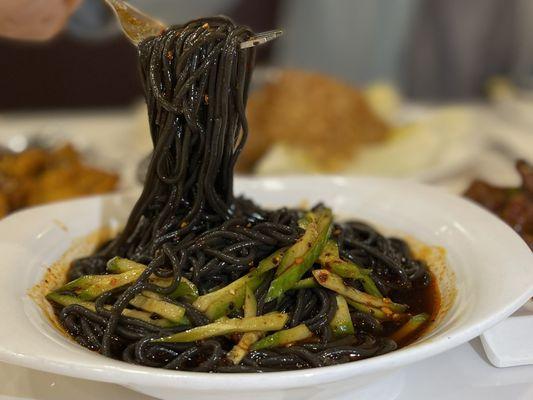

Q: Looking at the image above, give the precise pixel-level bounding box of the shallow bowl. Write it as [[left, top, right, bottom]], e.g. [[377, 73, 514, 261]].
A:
[[0, 177, 532, 400]]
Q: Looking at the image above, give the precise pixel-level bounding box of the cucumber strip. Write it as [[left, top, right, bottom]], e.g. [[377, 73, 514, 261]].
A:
[[330, 295, 355, 337], [130, 293, 186, 323], [312, 269, 407, 313], [152, 276, 199, 301], [390, 313, 429, 343], [291, 277, 319, 290], [227, 285, 263, 364], [193, 249, 285, 320], [107, 256, 199, 301], [56, 269, 143, 301], [265, 208, 332, 302], [318, 241, 382, 297], [274, 212, 319, 277], [46, 292, 177, 328], [155, 312, 289, 343], [106, 257, 145, 273], [227, 331, 264, 364], [346, 299, 406, 322], [243, 285, 258, 317], [252, 324, 313, 350]]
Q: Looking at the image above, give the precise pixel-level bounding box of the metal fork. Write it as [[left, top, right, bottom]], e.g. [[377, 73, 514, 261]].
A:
[[103, 0, 283, 48]]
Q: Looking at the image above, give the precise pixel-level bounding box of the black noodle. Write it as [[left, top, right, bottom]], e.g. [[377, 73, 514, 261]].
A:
[[55, 16, 431, 372]]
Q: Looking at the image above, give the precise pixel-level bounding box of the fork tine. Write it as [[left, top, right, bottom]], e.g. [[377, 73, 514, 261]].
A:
[[240, 30, 284, 49]]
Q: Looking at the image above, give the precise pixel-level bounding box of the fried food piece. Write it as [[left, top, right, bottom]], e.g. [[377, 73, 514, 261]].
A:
[[0, 148, 48, 178], [464, 160, 533, 250], [0, 144, 119, 217], [238, 69, 389, 172], [26, 165, 118, 205], [0, 193, 9, 218]]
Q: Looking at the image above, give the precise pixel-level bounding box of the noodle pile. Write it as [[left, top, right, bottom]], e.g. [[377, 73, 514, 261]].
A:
[[47, 17, 432, 372]]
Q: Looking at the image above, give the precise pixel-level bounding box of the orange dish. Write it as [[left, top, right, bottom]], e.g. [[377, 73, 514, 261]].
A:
[[0, 144, 118, 217]]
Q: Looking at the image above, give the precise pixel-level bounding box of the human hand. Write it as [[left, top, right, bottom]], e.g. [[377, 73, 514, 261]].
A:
[[0, 0, 82, 41]]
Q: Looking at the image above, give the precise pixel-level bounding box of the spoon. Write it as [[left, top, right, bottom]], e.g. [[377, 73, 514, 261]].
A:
[[103, 0, 283, 48]]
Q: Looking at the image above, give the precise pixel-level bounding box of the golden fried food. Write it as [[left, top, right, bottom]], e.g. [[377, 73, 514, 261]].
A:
[[0, 144, 118, 217], [238, 69, 390, 172], [0, 193, 9, 217]]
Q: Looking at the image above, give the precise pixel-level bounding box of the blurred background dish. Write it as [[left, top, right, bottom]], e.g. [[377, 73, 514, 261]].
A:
[[238, 68, 390, 173], [236, 68, 481, 180], [464, 160, 533, 250], [0, 137, 118, 217], [0, 111, 143, 191]]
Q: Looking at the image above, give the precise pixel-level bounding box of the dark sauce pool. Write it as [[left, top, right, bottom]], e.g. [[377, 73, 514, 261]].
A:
[[388, 271, 441, 347]]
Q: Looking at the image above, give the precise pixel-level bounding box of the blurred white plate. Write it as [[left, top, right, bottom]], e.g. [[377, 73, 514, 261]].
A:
[[0, 111, 142, 190], [250, 69, 484, 182]]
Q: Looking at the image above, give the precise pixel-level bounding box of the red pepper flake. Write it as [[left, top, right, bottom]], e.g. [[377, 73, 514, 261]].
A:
[[316, 272, 328, 283], [110, 278, 118, 286], [166, 51, 173, 60], [294, 257, 304, 265], [381, 307, 393, 316], [392, 313, 403, 321]]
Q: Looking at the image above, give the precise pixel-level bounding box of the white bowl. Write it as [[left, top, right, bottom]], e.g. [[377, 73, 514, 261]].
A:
[[0, 177, 532, 400]]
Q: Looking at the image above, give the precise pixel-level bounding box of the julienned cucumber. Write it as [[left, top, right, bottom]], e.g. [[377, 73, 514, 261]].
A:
[[265, 208, 332, 302]]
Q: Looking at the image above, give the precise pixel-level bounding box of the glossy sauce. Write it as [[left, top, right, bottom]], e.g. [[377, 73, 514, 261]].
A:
[[389, 271, 441, 347]]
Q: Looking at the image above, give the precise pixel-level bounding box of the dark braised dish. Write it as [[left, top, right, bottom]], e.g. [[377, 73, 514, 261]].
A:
[[465, 160, 533, 250]]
